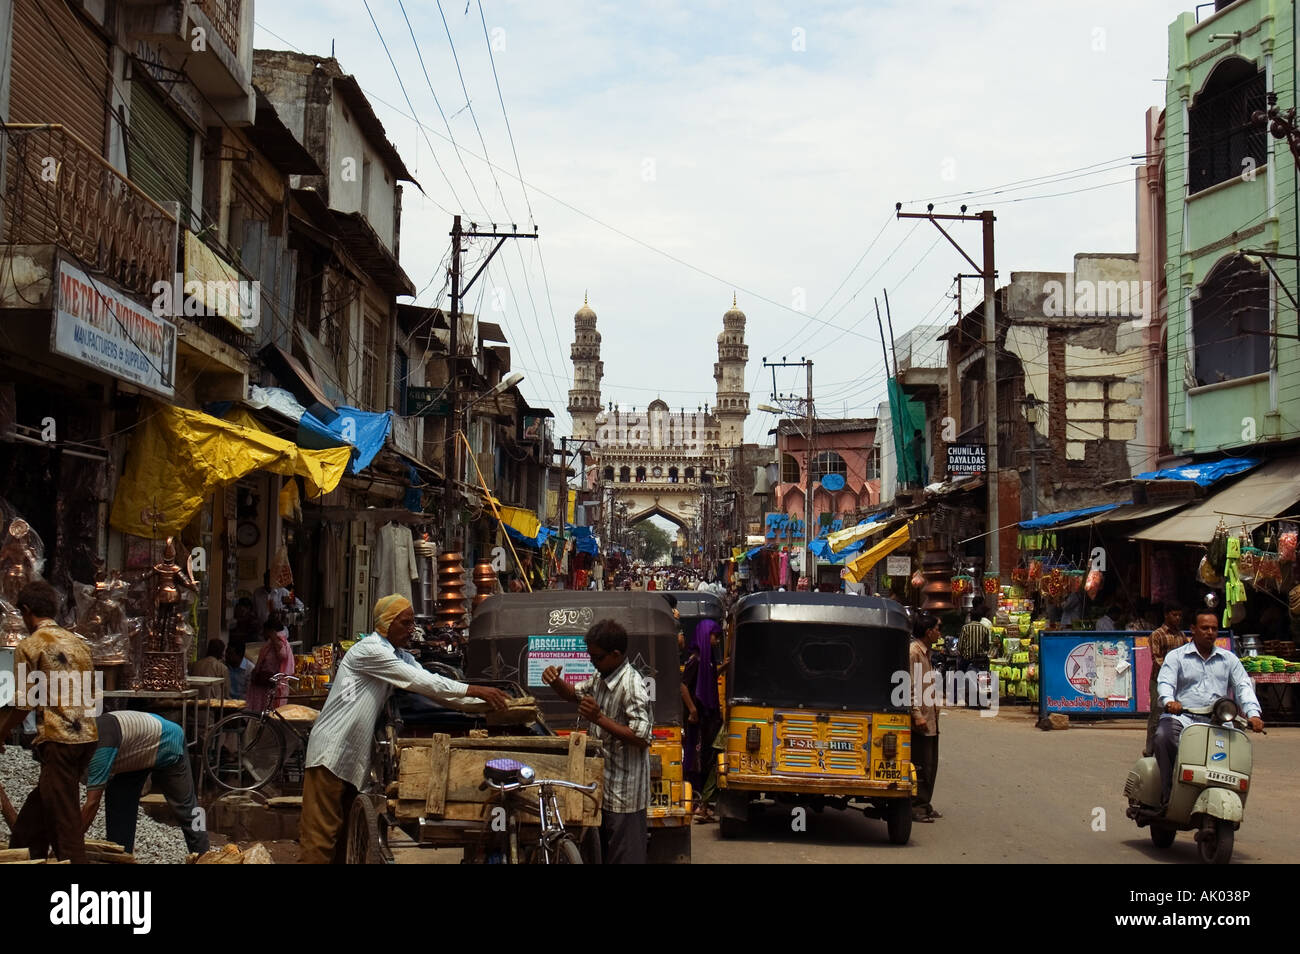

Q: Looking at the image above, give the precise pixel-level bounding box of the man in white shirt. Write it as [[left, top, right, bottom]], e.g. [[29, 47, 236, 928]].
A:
[[298, 594, 508, 864]]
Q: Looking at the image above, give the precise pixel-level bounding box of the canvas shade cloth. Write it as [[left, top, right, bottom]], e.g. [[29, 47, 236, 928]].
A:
[[110, 402, 351, 537], [826, 517, 893, 553], [843, 522, 912, 584], [1129, 457, 1300, 545]]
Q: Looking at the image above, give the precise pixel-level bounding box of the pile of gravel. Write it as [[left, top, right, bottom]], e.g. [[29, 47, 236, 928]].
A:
[[0, 745, 190, 864]]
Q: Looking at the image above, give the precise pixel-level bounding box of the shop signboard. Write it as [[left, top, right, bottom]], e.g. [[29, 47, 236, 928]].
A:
[[885, 555, 911, 577], [765, 512, 805, 541], [51, 259, 176, 398], [406, 386, 451, 416], [947, 443, 987, 476], [1041, 631, 1233, 716]]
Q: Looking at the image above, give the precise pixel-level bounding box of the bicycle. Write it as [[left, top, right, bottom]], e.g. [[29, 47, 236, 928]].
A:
[[203, 674, 313, 793], [482, 758, 598, 864]]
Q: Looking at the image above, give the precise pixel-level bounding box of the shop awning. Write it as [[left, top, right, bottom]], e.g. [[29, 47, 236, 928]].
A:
[[1132, 458, 1260, 487], [1129, 458, 1300, 544], [1055, 499, 1190, 530], [109, 402, 351, 537], [1019, 503, 1122, 531], [843, 523, 912, 584], [826, 515, 894, 553]]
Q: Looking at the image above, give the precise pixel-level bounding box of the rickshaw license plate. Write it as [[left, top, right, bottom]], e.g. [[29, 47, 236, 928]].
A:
[[1205, 769, 1236, 784]]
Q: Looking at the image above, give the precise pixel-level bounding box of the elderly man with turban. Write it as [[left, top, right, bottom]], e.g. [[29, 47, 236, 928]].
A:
[[299, 594, 508, 863]]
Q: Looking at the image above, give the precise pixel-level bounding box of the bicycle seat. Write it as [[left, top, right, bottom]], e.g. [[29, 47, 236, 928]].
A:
[[483, 758, 527, 785]]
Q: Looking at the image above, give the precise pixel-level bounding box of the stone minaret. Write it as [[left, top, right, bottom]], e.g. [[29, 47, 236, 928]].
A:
[[714, 294, 750, 448], [568, 294, 603, 441]]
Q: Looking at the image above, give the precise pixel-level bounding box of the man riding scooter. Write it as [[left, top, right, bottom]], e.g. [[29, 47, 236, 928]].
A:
[[1154, 608, 1264, 807]]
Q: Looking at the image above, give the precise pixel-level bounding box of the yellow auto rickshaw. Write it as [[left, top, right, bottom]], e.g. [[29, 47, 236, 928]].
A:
[[716, 591, 916, 844]]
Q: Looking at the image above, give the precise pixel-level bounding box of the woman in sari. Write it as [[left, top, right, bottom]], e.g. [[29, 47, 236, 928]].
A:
[[681, 618, 722, 821], [246, 617, 295, 713]]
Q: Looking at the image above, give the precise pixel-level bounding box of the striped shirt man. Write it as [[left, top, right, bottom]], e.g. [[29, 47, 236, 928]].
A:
[[573, 660, 653, 813]]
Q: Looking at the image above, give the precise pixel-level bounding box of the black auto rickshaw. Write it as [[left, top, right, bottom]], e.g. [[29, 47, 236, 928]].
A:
[[468, 591, 693, 863], [715, 591, 916, 845]]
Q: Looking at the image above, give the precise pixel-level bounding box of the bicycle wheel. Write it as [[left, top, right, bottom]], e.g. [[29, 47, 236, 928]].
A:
[[525, 834, 584, 864], [204, 712, 285, 792]]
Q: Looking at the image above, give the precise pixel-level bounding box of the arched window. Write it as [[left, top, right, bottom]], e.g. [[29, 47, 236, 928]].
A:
[[781, 453, 801, 484], [668, 466, 678, 483], [603, 466, 615, 482], [619, 466, 631, 483], [812, 451, 848, 482], [685, 467, 695, 481], [1189, 57, 1267, 194], [1192, 255, 1269, 385], [635, 466, 646, 482]]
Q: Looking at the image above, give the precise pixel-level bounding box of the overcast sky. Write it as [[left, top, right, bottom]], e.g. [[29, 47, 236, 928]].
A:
[[255, 0, 1198, 443]]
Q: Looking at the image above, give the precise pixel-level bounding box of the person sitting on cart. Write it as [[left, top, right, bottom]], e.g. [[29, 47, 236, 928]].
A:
[[299, 594, 509, 864], [542, 619, 653, 864]]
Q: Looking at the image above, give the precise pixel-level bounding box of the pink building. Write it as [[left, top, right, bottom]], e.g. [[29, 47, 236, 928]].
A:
[[772, 418, 881, 539]]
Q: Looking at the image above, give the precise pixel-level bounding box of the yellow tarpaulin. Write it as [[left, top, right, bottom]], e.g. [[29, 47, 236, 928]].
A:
[[497, 505, 541, 540], [109, 402, 351, 537], [827, 518, 892, 553], [843, 523, 911, 584], [567, 489, 576, 524]]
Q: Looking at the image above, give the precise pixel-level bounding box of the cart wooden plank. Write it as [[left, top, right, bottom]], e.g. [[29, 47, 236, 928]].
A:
[[425, 733, 450, 816], [398, 745, 432, 801], [564, 732, 585, 822]]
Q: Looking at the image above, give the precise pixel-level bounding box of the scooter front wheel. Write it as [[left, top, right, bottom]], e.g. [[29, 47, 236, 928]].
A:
[[1197, 818, 1234, 864]]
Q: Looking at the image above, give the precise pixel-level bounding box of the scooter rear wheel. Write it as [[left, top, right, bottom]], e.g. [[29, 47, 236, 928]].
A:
[[1149, 824, 1176, 849], [1197, 818, 1234, 864]]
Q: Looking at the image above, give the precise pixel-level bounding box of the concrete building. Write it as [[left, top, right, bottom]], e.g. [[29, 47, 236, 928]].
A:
[[1164, 0, 1299, 454]]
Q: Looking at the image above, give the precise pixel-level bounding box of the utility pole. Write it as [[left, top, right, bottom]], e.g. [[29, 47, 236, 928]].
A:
[[762, 357, 815, 585], [896, 204, 1000, 579], [443, 216, 539, 550]]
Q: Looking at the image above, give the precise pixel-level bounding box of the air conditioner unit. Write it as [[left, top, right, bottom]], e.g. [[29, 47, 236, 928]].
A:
[[349, 544, 371, 636]]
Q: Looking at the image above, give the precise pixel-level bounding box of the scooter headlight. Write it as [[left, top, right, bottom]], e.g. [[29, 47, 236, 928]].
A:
[[1212, 698, 1239, 723]]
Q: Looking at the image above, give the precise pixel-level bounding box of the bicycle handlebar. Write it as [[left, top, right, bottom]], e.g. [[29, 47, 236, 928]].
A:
[[271, 674, 300, 685], [486, 778, 599, 796]]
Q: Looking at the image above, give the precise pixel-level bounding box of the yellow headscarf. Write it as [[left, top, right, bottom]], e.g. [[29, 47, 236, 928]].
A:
[[373, 594, 413, 635]]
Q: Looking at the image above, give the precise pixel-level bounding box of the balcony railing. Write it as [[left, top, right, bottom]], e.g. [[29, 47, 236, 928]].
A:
[[2, 124, 178, 298], [195, 0, 241, 54]]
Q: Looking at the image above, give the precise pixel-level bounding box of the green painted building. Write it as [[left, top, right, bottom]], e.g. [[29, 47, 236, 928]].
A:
[[1165, 0, 1299, 455]]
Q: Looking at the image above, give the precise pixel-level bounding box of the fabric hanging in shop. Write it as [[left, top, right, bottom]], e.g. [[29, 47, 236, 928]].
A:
[[843, 523, 912, 584], [109, 402, 350, 537], [372, 522, 418, 604]]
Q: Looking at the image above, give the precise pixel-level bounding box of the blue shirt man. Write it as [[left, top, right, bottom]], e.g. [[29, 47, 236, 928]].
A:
[[1153, 609, 1264, 804]]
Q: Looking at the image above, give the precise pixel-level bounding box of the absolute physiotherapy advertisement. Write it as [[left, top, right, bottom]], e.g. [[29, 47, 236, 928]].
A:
[[525, 634, 595, 688], [51, 258, 177, 398]]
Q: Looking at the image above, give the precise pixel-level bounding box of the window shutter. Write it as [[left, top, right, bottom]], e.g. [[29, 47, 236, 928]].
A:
[[127, 80, 193, 225]]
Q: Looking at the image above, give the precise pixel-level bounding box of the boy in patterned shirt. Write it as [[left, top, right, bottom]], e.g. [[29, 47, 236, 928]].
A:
[[543, 619, 653, 864]]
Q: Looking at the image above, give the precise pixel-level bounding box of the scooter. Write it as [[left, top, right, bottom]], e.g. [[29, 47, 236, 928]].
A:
[[1124, 697, 1258, 864]]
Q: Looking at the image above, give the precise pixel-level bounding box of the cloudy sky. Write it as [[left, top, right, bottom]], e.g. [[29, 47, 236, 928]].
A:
[[256, 0, 1199, 443]]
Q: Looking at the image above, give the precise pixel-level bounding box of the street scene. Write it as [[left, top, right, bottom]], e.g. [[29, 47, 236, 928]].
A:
[[0, 0, 1298, 909]]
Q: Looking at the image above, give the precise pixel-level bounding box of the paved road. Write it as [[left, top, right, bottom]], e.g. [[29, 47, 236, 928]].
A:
[[688, 707, 1300, 864]]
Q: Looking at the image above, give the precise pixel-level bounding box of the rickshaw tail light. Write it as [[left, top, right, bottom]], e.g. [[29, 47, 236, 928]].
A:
[[1182, 769, 1194, 782], [1239, 778, 1248, 792], [882, 732, 898, 760], [745, 725, 761, 752]]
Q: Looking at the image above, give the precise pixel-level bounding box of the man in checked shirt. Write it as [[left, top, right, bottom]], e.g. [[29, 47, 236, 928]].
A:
[[543, 619, 652, 864], [1144, 602, 1186, 757]]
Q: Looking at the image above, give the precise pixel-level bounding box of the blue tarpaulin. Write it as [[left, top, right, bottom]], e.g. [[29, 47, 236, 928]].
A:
[[296, 405, 393, 475], [809, 537, 869, 564], [1018, 503, 1123, 531], [1133, 458, 1259, 487]]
